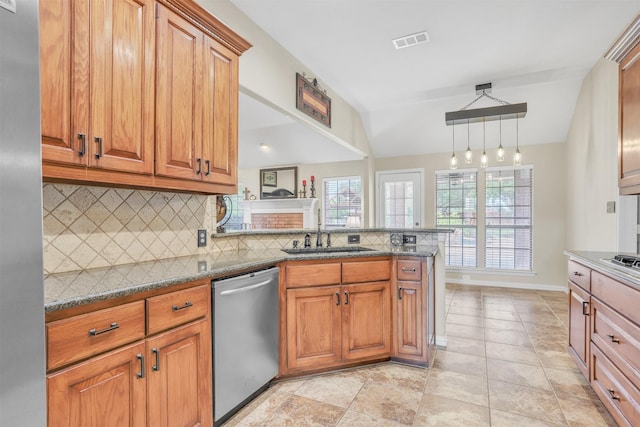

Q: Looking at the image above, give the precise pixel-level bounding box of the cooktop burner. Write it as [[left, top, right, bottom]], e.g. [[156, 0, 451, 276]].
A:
[[611, 254, 640, 270]]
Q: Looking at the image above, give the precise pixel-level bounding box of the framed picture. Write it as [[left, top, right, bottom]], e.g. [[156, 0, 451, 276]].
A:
[[296, 73, 331, 128], [262, 171, 277, 187], [260, 167, 298, 199]]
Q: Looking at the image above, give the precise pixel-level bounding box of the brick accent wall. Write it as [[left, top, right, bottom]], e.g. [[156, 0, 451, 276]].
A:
[[251, 213, 303, 229]]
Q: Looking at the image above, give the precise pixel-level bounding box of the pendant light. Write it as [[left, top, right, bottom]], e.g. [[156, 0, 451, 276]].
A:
[[464, 119, 472, 163], [513, 116, 522, 166], [450, 120, 457, 169], [496, 116, 505, 162], [480, 118, 488, 168]]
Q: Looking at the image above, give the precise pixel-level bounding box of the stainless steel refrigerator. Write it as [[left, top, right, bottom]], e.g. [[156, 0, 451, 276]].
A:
[[0, 0, 46, 425]]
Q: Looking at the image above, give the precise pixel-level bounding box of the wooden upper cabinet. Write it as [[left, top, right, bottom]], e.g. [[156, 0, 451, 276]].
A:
[[156, 4, 240, 186], [155, 4, 203, 181], [39, 0, 155, 174], [619, 42, 640, 194]]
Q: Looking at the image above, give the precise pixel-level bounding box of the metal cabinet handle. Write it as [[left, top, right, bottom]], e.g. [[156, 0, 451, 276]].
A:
[[335, 292, 340, 306], [94, 136, 102, 159], [196, 158, 202, 174], [88, 322, 119, 336], [608, 388, 620, 400], [582, 301, 589, 316], [172, 301, 193, 311], [77, 133, 86, 157], [607, 334, 620, 344], [136, 353, 145, 379], [205, 159, 210, 176], [344, 291, 349, 305], [152, 348, 160, 371], [402, 267, 416, 272], [398, 287, 403, 300], [573, 271, 583, 277]]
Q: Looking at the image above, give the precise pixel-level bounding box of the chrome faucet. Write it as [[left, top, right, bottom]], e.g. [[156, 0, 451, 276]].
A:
[[316, 208, 323, 247]]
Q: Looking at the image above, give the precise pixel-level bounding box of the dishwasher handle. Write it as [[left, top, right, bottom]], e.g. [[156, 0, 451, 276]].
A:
[[218, 278, 275, 296]]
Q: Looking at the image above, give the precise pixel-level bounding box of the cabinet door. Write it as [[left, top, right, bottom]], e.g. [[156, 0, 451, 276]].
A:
[[394, 281, 424, 359], [202, 35, 238, 185], [342, 281, 391, 361], [88, 0, 155, 174], [47, 342, 146, 427], [619, 43, 640, 193], [155, 4, 203, 181], [39, 0, 88, 166], [568, 281, 590, 378], [286, 286, 342, 370], [146, 319, 212, 427]]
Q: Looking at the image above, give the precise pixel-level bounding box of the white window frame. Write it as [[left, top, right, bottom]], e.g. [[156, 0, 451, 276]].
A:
[[322, 175, 363, 229], [375, 168, 425, 228]]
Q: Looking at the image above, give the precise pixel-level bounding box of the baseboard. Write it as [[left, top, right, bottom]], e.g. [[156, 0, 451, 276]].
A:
[[436, 335, 447, 348], [446, 278, 567, 293]]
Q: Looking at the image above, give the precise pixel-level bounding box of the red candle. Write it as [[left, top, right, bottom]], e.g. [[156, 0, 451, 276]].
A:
[[311, 176, 315, 182], [302, 180, 306, 186]]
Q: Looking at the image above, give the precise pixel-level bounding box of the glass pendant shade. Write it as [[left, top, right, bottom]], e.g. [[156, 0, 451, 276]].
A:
[[465, 147, 473, 163], [497, 144, 505, 162], [513, 148, 522, 166], [480, 151, 488, 168], [450, 153, 458, 169]]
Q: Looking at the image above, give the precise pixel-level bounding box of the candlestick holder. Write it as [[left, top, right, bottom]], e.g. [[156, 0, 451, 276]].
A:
[[301, 183, 307, 198], [310, 180, 316, 198]]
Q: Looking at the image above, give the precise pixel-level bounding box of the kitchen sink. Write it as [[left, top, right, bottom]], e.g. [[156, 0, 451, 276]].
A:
[[282, 246, 375, 255]]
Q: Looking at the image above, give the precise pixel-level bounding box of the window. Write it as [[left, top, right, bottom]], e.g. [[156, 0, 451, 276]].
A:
[[435, 170, 478, 267], [323, 176, 362, 228], [485, 166, 533, 270]]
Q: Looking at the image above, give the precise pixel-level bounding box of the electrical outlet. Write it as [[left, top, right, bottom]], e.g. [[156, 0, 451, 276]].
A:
[[197, 229, 207, 247], [403, 234, 417, 245], [607, 201, 616, 214], [348, 234, 360, 244]]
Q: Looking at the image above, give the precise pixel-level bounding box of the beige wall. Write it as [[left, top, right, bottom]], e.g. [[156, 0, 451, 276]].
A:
[[375, 143, 567, 290], [200, 0, 372, 158], [565, 58, 621, 251]]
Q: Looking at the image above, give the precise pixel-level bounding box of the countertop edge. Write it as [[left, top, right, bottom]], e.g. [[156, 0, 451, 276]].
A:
[[564, 250, 640, 290]]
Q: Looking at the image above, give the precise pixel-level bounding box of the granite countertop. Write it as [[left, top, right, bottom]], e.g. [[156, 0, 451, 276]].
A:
[[213, 228, 453, 237], [565, 250, 640, 289], [45, 244, 438, 313]]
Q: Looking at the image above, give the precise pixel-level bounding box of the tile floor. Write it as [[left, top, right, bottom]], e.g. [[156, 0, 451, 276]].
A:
[[223, 284, 617, 426]]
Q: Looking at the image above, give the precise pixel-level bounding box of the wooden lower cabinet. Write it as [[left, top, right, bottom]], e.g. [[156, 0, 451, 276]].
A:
[[47, 281, 212, 426], [147, 319, 212, 427], [568, 280, 590, 378], [47, 342, 147, 427]]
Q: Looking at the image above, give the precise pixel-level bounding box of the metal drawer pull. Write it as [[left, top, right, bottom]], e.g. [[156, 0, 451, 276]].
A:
[[335, 292, 340, 306], [607, 334, 620, 343], [608, 389, 620, 400], [402, 267, 416, 272], [582, 301, 589, 316], [88, 322, 119, 336], [136, 353, 145, 379], [77, 133, 86, 156], [344, 291, 349, 305], [573, 271, 583, 277], [94, 136, 103, 159], [152, 348, 160, 371], [196, 158, 202, 174], [172, 301, 193, 311], [398, 287, 403, 300]]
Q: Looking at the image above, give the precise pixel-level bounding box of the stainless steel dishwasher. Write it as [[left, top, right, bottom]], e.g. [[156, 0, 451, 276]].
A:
[[212, 267, 279, 426]]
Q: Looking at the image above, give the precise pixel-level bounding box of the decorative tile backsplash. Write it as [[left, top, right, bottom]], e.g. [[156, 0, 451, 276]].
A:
[[43, 183, 217, 274]]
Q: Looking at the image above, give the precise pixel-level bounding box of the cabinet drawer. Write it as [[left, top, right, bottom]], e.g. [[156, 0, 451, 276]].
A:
[[342, 260, 390, 284], [592, 297, 640, 389], [591, 343, 640, 427], [286, 263, 341, 288], [147, 284, 209, 335], [397, 260, 422, 281], [592, 271, 640, 327], [568, 260, 591, 291], [47, 300, 145, 371]]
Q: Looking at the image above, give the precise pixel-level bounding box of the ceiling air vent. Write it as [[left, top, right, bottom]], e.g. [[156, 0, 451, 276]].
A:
[[392, 31, 430, 50]]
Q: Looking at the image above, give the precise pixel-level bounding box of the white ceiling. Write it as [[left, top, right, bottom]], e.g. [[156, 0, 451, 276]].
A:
[[230, 0, 640, 167]]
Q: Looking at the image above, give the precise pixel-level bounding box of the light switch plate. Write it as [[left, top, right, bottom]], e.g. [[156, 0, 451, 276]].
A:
[[607, 201, 616, 214]]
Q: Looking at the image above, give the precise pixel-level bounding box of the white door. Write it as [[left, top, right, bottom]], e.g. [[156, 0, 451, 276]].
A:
[[376, 170, 423, 228]]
